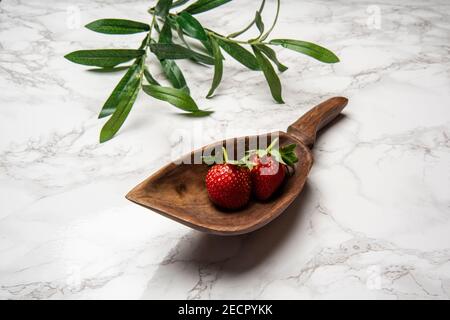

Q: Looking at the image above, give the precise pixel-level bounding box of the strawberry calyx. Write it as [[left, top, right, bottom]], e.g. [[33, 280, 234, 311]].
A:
[[244, 138, 298, 169], [202, 139, 298, 169]]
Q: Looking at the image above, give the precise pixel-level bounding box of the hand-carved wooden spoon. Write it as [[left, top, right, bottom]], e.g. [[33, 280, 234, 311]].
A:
[[126, 97, 348, 235]]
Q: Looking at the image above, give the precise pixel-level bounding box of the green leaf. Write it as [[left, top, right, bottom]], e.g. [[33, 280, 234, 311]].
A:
[[99, 61, 143, 143], [281, 143, 296, 153], [175, 23, 192, 49], [184, 110, 214, 117], [165, 18, 198, 55], [159, 19, 173, 43], [227, 0, 266, 39], [138, 34, 150, 50], [269, 39, 339, 63], [142, 84, 196, 112], [206, 37, 223, 98], [184, 0, 232, 15], [87, 66, 131, 73], [216, 39, 260, 71], [255, 44, 287, 72], [159, 59, 190, 93], [150, 43, 187, 59], [255, 11, 264, 36], [142, 84, 211, 115], [144, 67, 160, 86], [171, 0, 191, 8], [252, 45, 284, 103], [248, 10, 264, 42], [156, 20, 189, 93], [85, 19, 150, 34], [175, 12, 212, 54], [98, 61, 142, 118], [169, 19, 193, 51], [155, 0, 174, 17], [149, 43, 214, 65], [280, 143, 298, 166], [159, 17, 212, 65], [176, 12, 208, 41], [64, 49, 145, 68]]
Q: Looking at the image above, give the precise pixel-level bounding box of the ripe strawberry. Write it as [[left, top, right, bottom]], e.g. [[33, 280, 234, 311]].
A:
[[248, 139, 298, 201], [250, 155, 286, 201], [206, 163, 251, 210]]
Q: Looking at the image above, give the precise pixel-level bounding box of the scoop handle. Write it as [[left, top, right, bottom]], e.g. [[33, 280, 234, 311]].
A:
[[287, 97, 348, 148]]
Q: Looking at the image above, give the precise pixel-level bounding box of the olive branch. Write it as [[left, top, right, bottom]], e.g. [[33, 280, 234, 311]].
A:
[[65, 0, 339, 142]]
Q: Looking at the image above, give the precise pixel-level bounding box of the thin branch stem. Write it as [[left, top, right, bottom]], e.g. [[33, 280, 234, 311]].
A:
[[261, 0, 280, 41], [140, 11, 157, 51], [147, 1, 277, 47], [207, 29, 266, 46], [148, 7, 176, 17], [226, 0, 266, 39], [149, 13, 157, 40]]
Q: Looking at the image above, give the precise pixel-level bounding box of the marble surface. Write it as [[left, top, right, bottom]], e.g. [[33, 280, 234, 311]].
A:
[[1, 0, 449, 300]]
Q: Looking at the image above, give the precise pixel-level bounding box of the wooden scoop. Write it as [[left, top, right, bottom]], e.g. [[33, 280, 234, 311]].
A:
[[126, 97, 348, 235]]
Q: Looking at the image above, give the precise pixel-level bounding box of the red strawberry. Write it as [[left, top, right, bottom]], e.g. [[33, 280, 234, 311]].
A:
[[206, 163, 251, 210], [248, 139, 299, 201], [250, 155, 286, 200]]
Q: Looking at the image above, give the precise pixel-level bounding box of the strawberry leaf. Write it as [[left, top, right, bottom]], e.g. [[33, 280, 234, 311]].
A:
[[280, 143, 298, 166], [269, 149, 286, 165]]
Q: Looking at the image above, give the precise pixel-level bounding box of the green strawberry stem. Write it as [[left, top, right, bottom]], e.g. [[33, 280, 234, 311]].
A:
[[222, 146, 229, 163], [266, 138, 279, 153]]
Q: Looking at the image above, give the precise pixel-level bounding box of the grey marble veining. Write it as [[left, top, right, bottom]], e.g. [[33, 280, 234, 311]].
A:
[[0, 0, 449, 299]]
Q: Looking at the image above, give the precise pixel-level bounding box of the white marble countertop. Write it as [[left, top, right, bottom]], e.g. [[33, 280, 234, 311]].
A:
[[1, 0, 449, 299]]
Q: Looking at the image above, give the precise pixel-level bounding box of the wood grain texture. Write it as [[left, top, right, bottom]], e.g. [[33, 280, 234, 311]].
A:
[[126, 97, 348, 235]]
